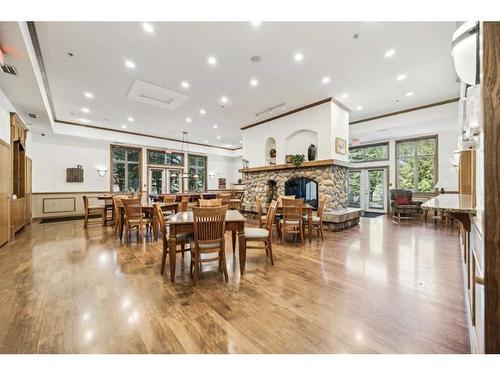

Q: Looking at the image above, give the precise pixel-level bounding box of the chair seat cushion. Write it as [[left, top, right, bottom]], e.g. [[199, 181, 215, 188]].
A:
[[303, 215, 320, 222], [397, 204, 420, 209], [129, 218, 151, 224], [279, 219, 300, 225], [260, 215, 267, 221], [244, 227, 269, 239]]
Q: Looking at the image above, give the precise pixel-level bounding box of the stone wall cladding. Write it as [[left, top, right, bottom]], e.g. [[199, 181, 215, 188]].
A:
[[242, 165, 348, 212]]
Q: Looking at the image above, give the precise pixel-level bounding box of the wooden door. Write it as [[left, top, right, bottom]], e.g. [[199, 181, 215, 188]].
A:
[[0, 141, 9, 247]]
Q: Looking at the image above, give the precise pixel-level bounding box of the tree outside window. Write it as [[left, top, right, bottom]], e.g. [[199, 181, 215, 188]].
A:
[[112, 146, 141, 192], [188, 154, 206, 191], [397, 136, 437, 192], [349, 142, 389, 162]]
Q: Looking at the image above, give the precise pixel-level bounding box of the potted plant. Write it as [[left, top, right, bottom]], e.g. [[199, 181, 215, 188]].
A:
[[290, 154, 305, 167]]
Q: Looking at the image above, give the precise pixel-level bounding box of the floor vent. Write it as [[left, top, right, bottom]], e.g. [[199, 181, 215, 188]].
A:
[[1, 64, 17, 76]]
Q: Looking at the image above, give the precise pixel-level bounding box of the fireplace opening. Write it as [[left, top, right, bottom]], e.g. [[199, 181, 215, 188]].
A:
[[266, 180, 278, 203], [284, 177, 318, 209]]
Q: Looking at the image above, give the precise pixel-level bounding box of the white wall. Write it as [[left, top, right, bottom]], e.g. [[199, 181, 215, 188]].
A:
[[285, 129, 317, 156], [242, 101, 349, 167], [30, 132, 240, 193], [349, 102, 460, 191], [0, 88, 15, 144]]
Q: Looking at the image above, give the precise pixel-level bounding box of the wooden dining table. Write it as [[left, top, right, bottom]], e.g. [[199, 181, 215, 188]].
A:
[[263, 202, 314, 243], [166, 210, 246, 282]]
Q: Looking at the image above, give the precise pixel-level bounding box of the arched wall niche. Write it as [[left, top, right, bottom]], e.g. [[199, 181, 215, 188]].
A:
[[264, 137, 276, 165], [284, 129, 318, 157]]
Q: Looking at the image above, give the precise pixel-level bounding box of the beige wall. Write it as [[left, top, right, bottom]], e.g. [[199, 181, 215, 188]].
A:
[[32, 192, 109, 219]]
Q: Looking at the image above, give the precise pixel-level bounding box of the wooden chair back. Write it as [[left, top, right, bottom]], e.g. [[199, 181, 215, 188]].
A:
[[317, 195, 327, 220], [192, 206, 228, 248], [218, 193, 232, 206], [265, 200, 278, 230], [283, 198, 303, 222], [255, 196, 263, 217], [199, 198, 222, 208], [160, 194, 177, 203], [121, 198, 142, 221], [82, 196, 90, 211], [278, 195, 295, 204], [153, 203, 167, 238], [179, 196, 189, 212]]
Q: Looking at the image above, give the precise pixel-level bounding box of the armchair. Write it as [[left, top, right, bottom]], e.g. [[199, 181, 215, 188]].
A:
[[390, 189, 421, 222]]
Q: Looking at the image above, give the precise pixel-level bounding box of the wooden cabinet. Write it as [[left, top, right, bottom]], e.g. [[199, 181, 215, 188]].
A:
[[0, 140, 9, 247], [9, 113, 30, 238]]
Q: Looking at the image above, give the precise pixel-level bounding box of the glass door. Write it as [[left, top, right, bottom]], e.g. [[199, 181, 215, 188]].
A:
[[149, 168, 166, 195], [167, 169, 181, 194], [348, 168, 387, 213]]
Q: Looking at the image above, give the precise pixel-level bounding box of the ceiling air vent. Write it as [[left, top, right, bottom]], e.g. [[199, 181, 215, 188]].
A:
[[28, 113, 38, 120], [127, 80, 188, 110], [1, 64, 17, 76]]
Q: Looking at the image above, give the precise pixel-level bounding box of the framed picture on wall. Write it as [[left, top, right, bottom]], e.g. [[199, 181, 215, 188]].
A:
[[335, 137, 347, 155], [218, 178, 226, 189]]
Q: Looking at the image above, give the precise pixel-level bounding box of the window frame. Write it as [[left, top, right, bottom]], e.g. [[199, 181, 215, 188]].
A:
[[146, 148, 184, 167], [187, 153, 208, 192], [349, 141, 390, 163], [110, 145, 143, 193], [395, 135, 439, 193]]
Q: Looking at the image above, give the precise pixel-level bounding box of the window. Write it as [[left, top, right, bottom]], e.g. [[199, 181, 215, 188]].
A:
[[349, 142, 389, 162], [187, 154, 206, 191], [397, 136, 437, 192], [111, 146, 141, 192], [147, 149, 184, 166]]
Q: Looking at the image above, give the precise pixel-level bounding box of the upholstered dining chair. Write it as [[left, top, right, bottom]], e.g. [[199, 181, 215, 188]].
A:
[[82, 196, 106, 228], [121, 198, 152, 243], [303, 195, 327, 241], [280, 198, 304, 245], [199, 198, 222, 207], [153, 203, 191, 276], [190, 205, 228, 286], [244, 200, 278, 265]]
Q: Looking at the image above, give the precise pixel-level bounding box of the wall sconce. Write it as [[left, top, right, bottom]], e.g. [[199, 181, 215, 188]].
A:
[[97, 168, 107, 177], [208, 171, 216, 179]]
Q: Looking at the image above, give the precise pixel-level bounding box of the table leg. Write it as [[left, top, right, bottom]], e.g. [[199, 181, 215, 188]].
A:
[[238, 224, 246, 275], [232, 230, 236, 254], [119, 208, 124, 241], [308, 211, 312, 244], [168, 233, 177, 282], [152, 211, 159, 241]]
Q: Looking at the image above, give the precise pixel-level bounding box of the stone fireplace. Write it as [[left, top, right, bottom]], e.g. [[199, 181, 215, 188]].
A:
[[241, 160, 349, 213]]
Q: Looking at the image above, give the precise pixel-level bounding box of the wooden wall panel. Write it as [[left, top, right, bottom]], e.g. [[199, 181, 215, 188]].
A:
[[483, 21, 500, 354], [0, 141, 10, 247]]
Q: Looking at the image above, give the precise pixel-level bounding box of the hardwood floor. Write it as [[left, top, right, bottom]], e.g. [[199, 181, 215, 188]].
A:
[[0, 215, 470, 353]]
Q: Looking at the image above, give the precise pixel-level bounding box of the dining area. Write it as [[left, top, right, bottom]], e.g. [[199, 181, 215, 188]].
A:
[[81, 190, 328, 285]]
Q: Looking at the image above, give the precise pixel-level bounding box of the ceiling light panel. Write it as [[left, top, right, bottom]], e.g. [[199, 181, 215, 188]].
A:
[[127, 80, 189, 110]]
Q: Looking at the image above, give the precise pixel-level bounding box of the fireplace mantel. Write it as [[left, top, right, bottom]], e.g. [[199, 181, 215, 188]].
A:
[[239, 159, 350, 173]]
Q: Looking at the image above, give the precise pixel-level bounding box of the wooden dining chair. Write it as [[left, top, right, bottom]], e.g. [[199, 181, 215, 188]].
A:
[[179, 196, 189, 212], [112, 195, 123, 236], [245, 200, 278, 265], [199, 198, 222, 207], [153, 203, 191, 275], [280, 198, 304, 245], [278, 195, 295, 205], [160, 194, 177, 203], [82, 196, 106, 228], [303, 195, 328, 241], [121, 198, 152, 243], [190, 206, 228, 286]]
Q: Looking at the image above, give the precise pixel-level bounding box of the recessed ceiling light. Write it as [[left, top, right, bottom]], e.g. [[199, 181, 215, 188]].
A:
[[385, 49, 395, 58], [204, 140, 208, 143], [341, 93, 349, 99], [181, 81, 190, 89], [186, 117, 192, 122], [220, 96, 228, 103], [142, 23, 154, 33], [294, 53, 304, 62], [239, 140, 243, 144], [250, 78, 259, 87], [199, 109, 206, 115], [406, 91, 414, 97], [79, 118, 91, 123], [396, 74, 407, 81], [125, 59, 136, 69], [224, 144, 233, 148], [216, 135, 221, 140], [322, 76, 331, 84], [356, 106, 363, 111], [212, 124, 218, 129], [84, 92, 93, 99], [121, 124, 127, 129], [127, 117, 134, 122], [207, 56, 217, 65], [81, 107, 90, 113], [251, 21, 261, 27]]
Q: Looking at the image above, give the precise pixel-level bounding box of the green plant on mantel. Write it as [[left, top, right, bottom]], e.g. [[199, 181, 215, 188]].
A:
[[290, 154, 305, 167]]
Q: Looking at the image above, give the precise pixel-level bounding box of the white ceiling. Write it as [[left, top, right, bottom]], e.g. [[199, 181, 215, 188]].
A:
[[24, 22, 460, 148]]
